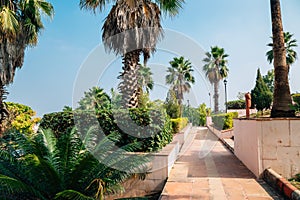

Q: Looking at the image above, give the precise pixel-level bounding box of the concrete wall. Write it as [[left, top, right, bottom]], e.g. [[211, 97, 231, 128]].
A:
[[106, 124, 192, 199], [234, 118, 300, 179]]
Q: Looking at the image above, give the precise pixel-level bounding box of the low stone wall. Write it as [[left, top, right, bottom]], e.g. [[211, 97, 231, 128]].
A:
[[234, 118, 300, 179], [106, 123, 193, 199]]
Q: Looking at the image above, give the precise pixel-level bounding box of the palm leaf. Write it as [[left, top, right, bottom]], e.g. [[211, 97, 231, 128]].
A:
[[54, 190, 95, 200], [0, 6, 19, 37]]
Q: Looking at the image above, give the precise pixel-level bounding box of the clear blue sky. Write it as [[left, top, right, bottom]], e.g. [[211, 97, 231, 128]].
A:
[[7, 0, 300, 116]]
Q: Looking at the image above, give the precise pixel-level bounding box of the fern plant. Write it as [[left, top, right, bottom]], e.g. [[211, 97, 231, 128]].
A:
[[0, 127, 148, 200]]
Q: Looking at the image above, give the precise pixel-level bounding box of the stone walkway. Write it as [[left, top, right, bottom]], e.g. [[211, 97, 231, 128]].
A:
[[160, 127, 285, 200]]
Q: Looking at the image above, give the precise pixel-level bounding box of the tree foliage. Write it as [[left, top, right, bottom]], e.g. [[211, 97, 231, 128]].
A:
[[251, 69, 273, 112]]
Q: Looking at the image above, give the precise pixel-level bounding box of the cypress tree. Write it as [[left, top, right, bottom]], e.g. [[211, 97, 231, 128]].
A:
[[251, 69, 273, 112]]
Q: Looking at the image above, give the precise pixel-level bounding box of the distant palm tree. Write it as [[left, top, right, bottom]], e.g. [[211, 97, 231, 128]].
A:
[[166, 56, 195, 116], [0, 0, 54, 132], [203, 46, 229, 113], [80, 0, 185, 108], [0, 128, 146, 200], [138, 65, 154, 94], [269, 0, 295, 117], [266, 32, 298, 73]]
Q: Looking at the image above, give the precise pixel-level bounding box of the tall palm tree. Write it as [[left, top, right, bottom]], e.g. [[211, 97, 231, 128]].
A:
[[266, 31, 298, 73], [0, 128, 147, 200], [270, 0, 295, 117], [80, 0, 185, 108], [166, 56, 195, 116], [0, 0, 54, 132], [203, 46, 229, 113]]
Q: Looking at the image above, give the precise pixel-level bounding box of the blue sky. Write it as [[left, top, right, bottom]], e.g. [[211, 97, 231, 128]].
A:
[[7, 0, 300, 116]]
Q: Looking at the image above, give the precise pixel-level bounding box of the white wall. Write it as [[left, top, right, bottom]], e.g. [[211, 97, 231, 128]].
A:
[[234, 118, 300, 179]]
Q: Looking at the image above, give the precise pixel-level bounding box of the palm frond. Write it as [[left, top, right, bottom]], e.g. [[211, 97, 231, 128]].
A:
[[54, 190, 95, 200], [0, 6, 19, 37]]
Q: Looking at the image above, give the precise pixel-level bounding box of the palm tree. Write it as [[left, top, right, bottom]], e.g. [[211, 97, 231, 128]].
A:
[[266, 32, 298, 73], [270, 0, 295, 117], [0, 0, 54, 133], [0, 128, 147, 200], [80, 0, 185, 108], [166, 56, 195, 116], [203, 46, 229, 113], [138, 65, 154, 94]]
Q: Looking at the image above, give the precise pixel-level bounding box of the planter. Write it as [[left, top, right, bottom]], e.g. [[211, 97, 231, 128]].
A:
[[105, 123, 193, 199], [234, 118, 300, 179]]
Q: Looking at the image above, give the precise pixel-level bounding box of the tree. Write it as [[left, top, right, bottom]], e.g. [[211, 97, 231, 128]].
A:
[[80, 0, 185, 108], [203, 46, 229, 113], [0, 0, 54, 132], [166, 56, 195, 116], [251, 69, 273, 113], [0, 128, 146, 200], [269, 0, 295, 117], [266, 32, 297, 73], [137, 65, 154, 107], [263, 69, 275, 93]]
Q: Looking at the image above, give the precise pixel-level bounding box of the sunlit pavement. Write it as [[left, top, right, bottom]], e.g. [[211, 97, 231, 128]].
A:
[[160, 127, 285, 200]]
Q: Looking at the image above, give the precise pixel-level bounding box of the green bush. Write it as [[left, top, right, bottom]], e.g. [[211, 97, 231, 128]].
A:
[[3, 102, 40, 134], [182, 103, 208, 126], [170, 117, 188, 134], [226, 100, 246, 109], [292, 94, 300, 105], [164, 101, 180, 119], [212, 112, 238, 130]]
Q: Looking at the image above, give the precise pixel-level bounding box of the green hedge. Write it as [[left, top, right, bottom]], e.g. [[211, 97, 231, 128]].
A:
[[40, 108, 173, 152], [292, 94, 300, 105], [226, 100, 246, 109], [212, 112, 238, 130], [170, 117, 188, 134]]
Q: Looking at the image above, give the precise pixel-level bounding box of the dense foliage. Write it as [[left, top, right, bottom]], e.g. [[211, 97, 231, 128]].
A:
[[226, 100, 246, 109], [0, 128, 147, 200], [212, 112, 238, 130], [41, 87, 174, 152], [251, 69, 273, 112], [2, 102, 40, 135], [170, 117, 188, 134], [182, 103, 208, 126]]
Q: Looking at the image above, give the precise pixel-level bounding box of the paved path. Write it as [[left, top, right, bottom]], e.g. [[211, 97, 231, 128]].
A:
[[160, 127, 285, 200]]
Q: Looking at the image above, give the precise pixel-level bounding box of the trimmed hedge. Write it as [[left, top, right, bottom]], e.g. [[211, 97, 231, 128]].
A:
[[226, 100, 246, 109], [170, 117, 188, 134], [212, 112, 238, 130], [40, 108, 173, 152]]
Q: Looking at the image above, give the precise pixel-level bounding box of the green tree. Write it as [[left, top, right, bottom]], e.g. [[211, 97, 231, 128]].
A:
[[266, 32, 297, 73], [0, 128, 146, 200], [269, 0, 295, 117], [0, 0, 54, 132], [166, 56, 195, 116], [203, 46, 229, 113], [80, 0, 184, 108], [251, 69, 273, 112], [164, 90, 180, 119], [263, 69, 275, 93]]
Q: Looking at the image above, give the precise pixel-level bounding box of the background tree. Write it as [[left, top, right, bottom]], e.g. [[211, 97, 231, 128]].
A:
[[0, 0, 54, 132], [270, 0, 295, 117], [263, 69, 275, 93], [137, 65, 154, 107], [266, 32, 297, 73], [203, 46, 229, 113], [251, 69, 273, 113], [80, 0, 185, 108], [166, 56, 195, 116]]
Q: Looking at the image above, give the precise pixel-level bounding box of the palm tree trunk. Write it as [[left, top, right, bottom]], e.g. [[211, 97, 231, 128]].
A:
[[213, 81, 219, 113], [270, 0, 295, 117], [118, 50, 141, 108], [0, 82, 8, 136]]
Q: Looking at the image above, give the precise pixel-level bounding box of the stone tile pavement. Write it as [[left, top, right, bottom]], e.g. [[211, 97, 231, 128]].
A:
[[160, 127, 286, 200]]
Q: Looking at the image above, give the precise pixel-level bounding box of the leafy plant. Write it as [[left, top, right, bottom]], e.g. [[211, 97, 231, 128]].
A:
[[2, 102, 40, 135], [170, 118, 188, 134], [226, 100, 246, 109], [251, 69, 273, 112], [212, 112, 238, 130], [0, 128, 147, 200]]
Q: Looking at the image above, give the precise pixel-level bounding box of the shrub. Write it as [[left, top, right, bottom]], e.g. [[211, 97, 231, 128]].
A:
[[212, 112, 238, 130], [182, 103, 207, 126], [226, 100, 246, 109], [3, 102, 40, 134], [164, 101, 180, 119], [292, 94, 300, 105], [170, 117, 188, 134]]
